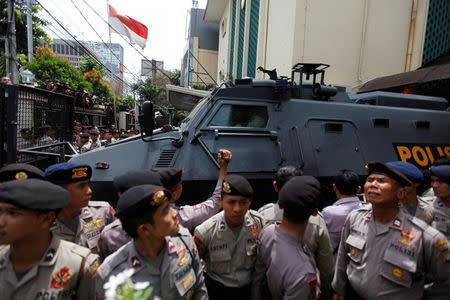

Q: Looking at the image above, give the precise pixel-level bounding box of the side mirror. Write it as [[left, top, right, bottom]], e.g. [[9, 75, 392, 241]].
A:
[[139, 101, 154, 136]]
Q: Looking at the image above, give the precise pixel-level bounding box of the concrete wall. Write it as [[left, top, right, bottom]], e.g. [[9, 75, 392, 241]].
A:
[[192, 37, 218, 85], [211, 0, 429, 90], [261, 0, 429, 90]]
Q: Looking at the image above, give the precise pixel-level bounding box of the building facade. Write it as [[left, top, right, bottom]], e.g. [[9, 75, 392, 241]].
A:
[[205, 0, 446, 92], [181, 7, 219, 87]]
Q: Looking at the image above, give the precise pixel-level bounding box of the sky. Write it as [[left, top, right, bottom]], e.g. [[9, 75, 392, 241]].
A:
[[36, 0, 208, 84]]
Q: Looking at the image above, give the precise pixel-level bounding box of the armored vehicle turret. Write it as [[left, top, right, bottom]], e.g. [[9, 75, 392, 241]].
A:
[[70, 63, 449, 208]]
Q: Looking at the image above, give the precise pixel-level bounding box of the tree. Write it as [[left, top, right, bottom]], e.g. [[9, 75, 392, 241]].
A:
[[79, 56, 113, 100], [79, 56, 105, 76], [131, 77, 166, 106], [0, 1, 51, 75], [25, 46, 91, 91], [167, 69, 181, 86]]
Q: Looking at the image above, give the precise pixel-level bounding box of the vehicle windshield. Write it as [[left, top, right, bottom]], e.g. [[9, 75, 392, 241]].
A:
[[180, 98, 207, 131]]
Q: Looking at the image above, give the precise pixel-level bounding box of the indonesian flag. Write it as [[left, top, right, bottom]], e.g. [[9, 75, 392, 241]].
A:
[[108, 5, 148, 49]]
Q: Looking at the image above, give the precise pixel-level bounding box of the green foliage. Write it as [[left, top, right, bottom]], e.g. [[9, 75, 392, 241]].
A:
[[24, 47, 90, 91], [116, 283, 153, 300], [117, 95, 135, 107], [83, 69, 113, 100], [131, 77, 166, 106], [0, 2, 51, 75], [167, 69, 181, 86], [79, 56, 105, 76]]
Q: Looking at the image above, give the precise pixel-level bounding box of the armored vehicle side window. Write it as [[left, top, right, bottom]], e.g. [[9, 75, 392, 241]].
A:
[[209, 105, 268, 128]]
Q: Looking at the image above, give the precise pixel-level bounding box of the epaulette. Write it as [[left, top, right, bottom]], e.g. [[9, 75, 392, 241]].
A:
[[257, 203, 275, 214], [88, 201, 111, 207], [248, 209, 265, 225], [97, 246, 129, 278], [178, 225, 191, 237], [64, 240, 92, 257], [408, 216, 428, 231]]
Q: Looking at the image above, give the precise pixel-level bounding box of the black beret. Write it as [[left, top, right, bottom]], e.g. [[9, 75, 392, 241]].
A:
[[115, 184, 171, 218], [158, 168, 184, 188], [0, 179, 70, 210], [80, 133, 89, 139], [278, 176, 321, 210], [386, 161, 424, 183], [0, 163, 45, 182], [430, 165, 450, 184], [113, 170, 162, 194], [366, 162, 412, 187], [120, 133, 128, 138], [222, 174, 253, 198], [45, 163, 92, 184]]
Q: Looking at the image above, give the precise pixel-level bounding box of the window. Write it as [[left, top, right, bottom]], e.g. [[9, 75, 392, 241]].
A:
[[209, 105, 268, 128]]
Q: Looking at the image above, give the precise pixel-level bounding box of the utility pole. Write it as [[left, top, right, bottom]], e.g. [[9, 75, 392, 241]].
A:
[[27, 0, 33, 62], [7, 0, 18, 84]]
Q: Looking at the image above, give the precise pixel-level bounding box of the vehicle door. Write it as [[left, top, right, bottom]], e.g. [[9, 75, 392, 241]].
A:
[[194, 99, 281, 173]]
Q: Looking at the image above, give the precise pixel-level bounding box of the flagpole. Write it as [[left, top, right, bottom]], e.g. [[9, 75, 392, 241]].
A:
[[107, 0, 118, 130]]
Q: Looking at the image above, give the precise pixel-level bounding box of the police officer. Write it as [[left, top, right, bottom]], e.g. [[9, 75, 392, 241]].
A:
[[258, 166, 334, 297], [79, 133, 91, 154], [97, 169, 162, 260], [0, 179, 100, 299], [387, 161, 434, 224], [252, 176, 321, 300], [194, 174, 265, 300], [45, 162, 115, 253], [158, 149, 231, 231], [430, 158, 450, 239], [332, 162, 450, 300], [0, 163, 45, 182], [95, 184, 208, 300], [322, 169, 362, 259]]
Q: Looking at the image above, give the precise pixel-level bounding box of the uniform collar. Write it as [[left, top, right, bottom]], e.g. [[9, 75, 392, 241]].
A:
[[334, 196, 360, 206], [39, 235, 62, 267], [80, 205, 94, 220], [218, 211, 254, 232]]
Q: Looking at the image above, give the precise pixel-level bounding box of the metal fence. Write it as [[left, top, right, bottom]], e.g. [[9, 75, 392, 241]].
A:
[[0, 84, 74, 168]]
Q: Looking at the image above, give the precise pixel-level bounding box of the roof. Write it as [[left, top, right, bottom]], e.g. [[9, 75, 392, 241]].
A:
[[358, 63, 450, 93], [204, 0, 227, 23]]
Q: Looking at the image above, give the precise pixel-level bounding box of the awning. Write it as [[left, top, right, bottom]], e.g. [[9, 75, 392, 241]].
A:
[[166, 84, 210, 111], [358, 63, 450, 93]]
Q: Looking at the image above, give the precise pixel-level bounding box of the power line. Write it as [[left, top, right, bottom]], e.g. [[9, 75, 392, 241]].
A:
[[69, 0, 140, 83], [35, 0, 132, 91], [79, 0, 174, 82]]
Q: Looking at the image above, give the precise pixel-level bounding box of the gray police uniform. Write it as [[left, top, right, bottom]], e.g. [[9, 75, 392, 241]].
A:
[[251, 224, 320, 300], [322, 196, 361, 255], [0, 236, 100, 300], [193, 210, 265, 288], [97, 180, 223, 260], [332, 207, 450, 299], [258, 203, 333, 290], [431, 197, 450, 240], [174, 179, 223, 231], [399, 196, 434, 225], [96, 230, 208, 300], [51, 201, 115, 253]]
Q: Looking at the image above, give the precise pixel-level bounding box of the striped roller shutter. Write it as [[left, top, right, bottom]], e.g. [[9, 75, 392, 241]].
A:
[[247, 0, 260, 78]]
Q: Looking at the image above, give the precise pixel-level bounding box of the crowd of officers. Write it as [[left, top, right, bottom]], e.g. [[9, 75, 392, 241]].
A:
[[72, 121, 139, 154], [0, 150, 449, 300]]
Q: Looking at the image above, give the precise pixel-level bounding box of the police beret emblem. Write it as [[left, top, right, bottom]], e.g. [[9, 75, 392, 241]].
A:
[[15, 171, 28, 180], [72, 167, 88, 179], [223, 182, 231, 193], [151, 189, 166, 206]]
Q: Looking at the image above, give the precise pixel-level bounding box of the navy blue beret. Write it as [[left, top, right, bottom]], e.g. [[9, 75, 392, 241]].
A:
[[0, 163, 45, 182], [115, 184, 171, 218], [113, 170, 162, 194], [430, 165, 450, 184], [0, 179, 70, 210], [158, 168, 184, 188], [386, 161, 424, 183], [222, 174, 253, 198], [279, 176, 321, 210], [45, 162, 92, 184], [366, 162, 412, 187], [80, 133, 89, 139]]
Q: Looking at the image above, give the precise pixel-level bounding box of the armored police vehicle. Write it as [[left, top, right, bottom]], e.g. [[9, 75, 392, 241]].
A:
[[70, 63, 450, 207]]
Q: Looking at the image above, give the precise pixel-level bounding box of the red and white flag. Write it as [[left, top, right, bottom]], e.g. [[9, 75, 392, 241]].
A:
[[108, 5, 148, 49]]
